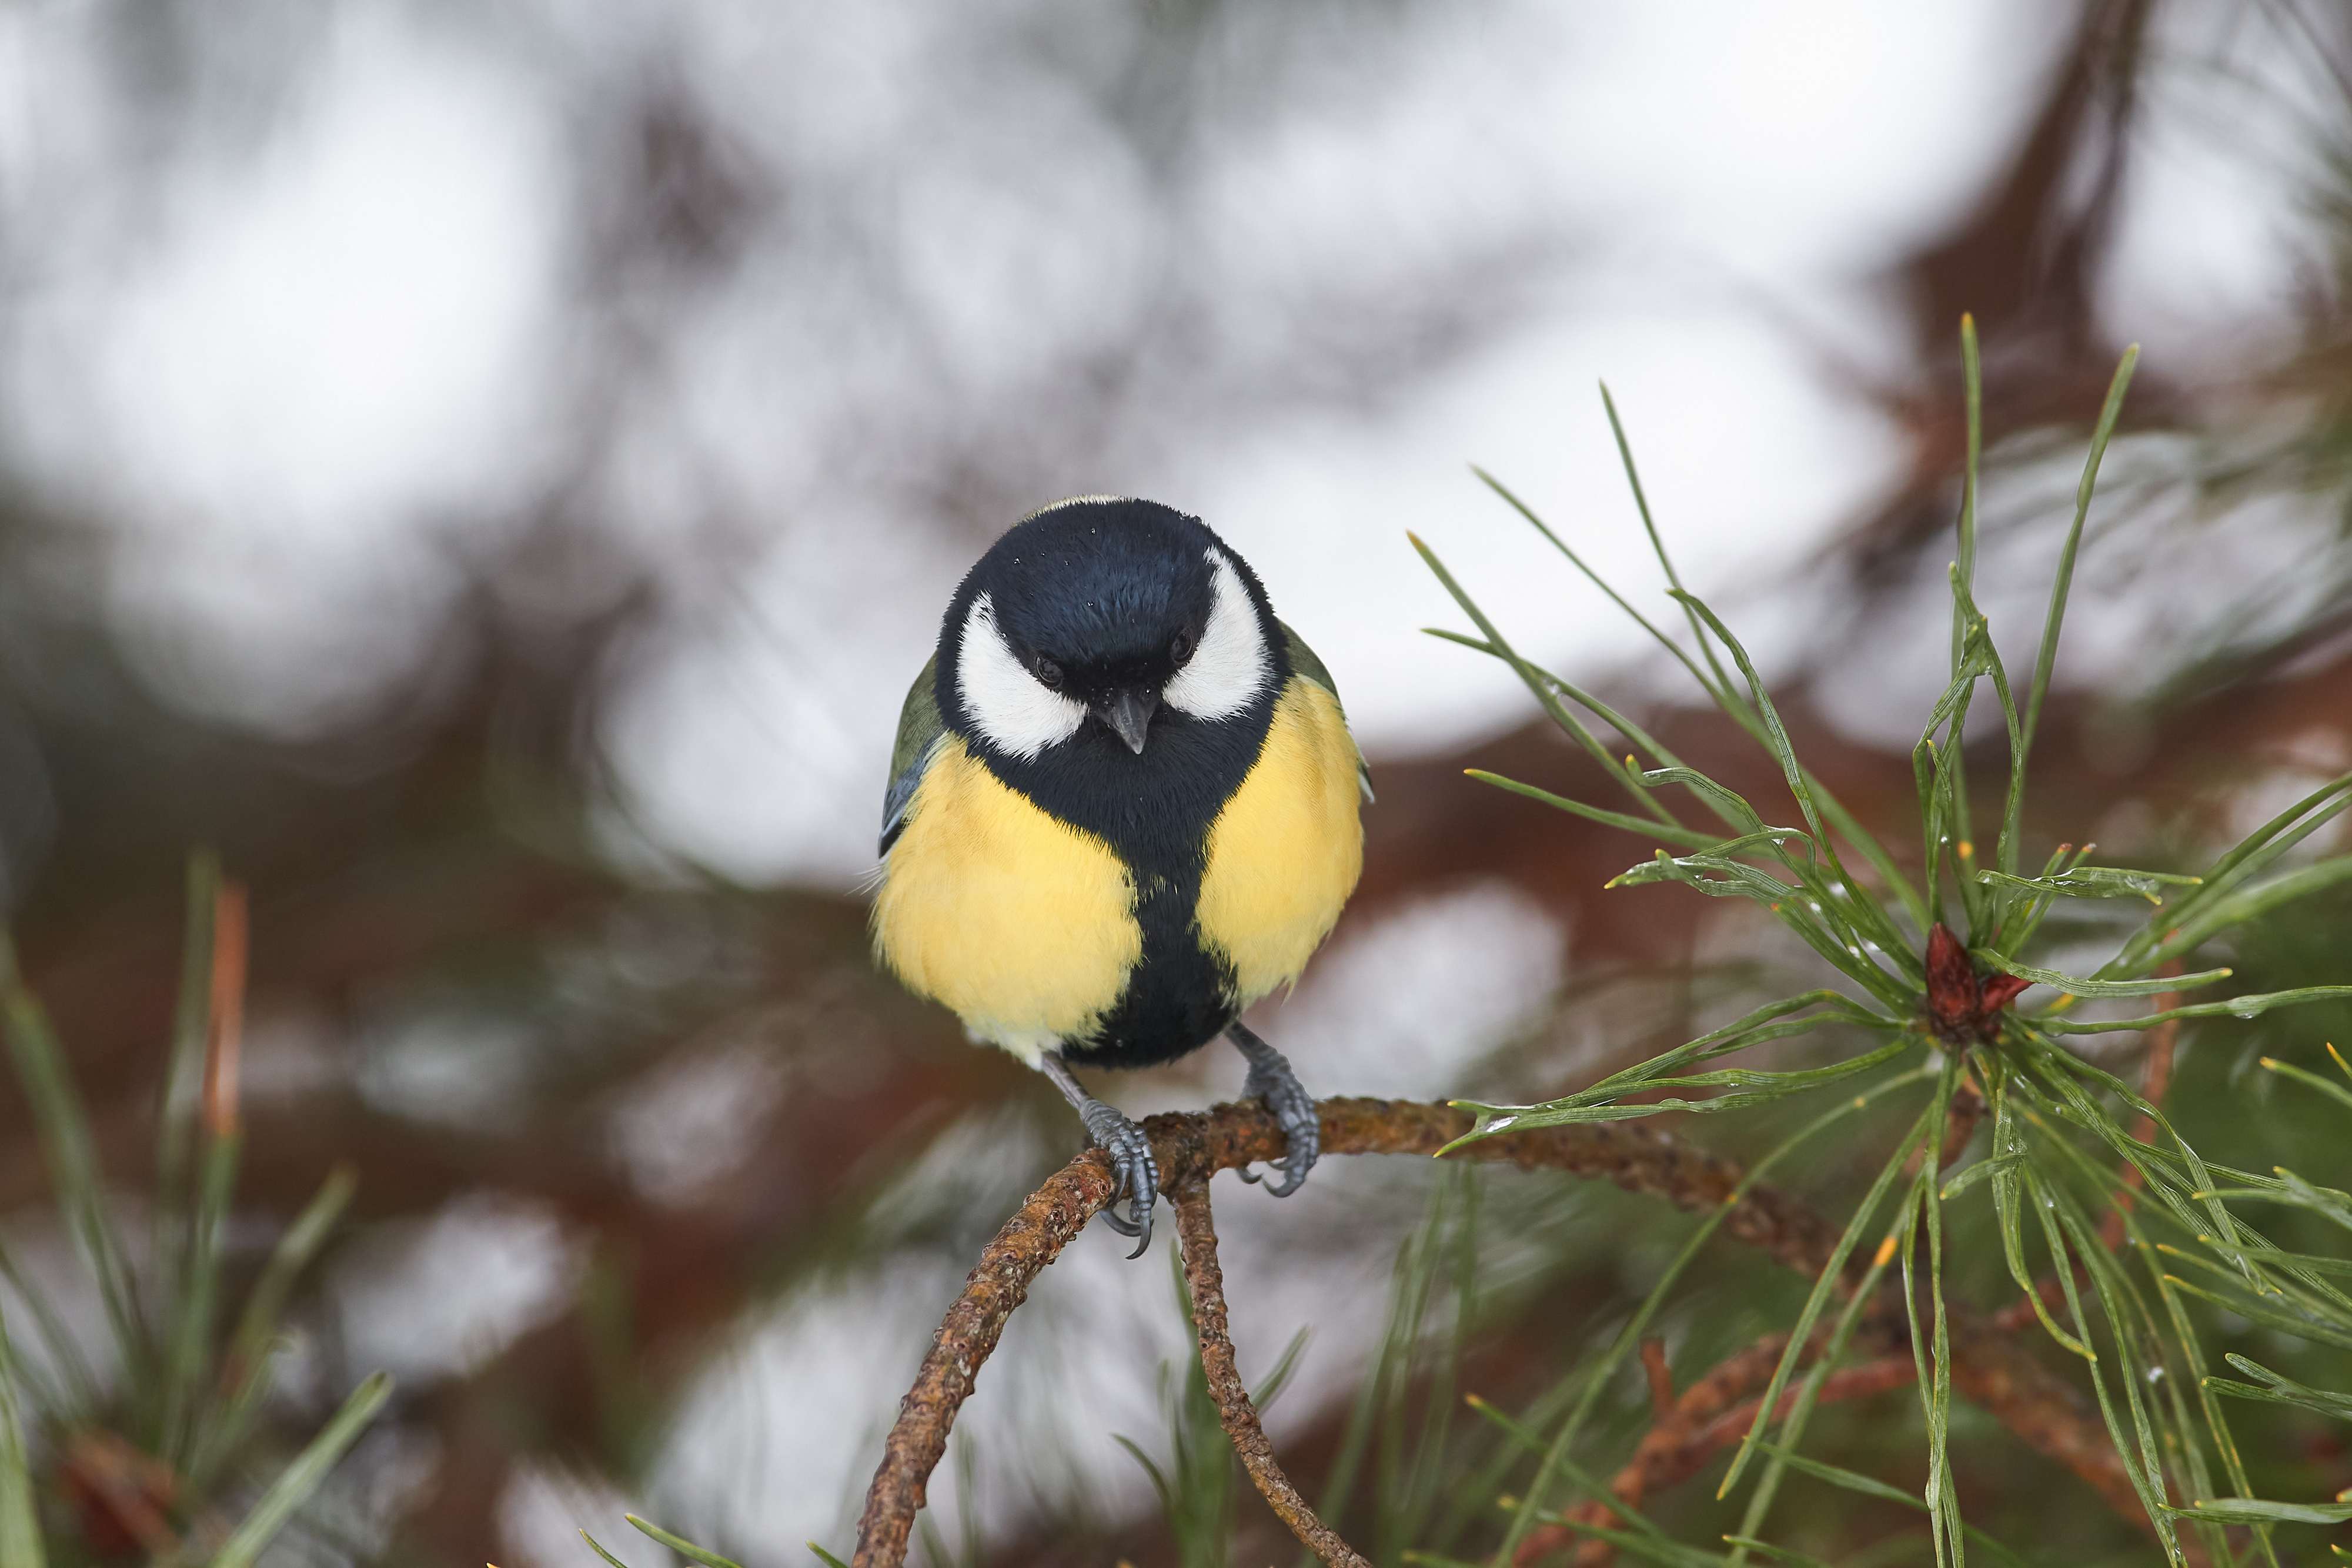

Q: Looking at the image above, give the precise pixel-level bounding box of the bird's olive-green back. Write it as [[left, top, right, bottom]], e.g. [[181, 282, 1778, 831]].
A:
[[881, 655, 944, 854], [1281, 621, 1372, 802]]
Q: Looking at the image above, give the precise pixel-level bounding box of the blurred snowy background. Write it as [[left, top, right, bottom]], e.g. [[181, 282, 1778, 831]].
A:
[[3, 1, 2350, 1563]]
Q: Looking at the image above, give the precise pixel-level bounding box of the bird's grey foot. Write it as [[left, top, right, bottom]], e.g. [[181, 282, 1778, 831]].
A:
[[1229, 1021, 1319, 1197], [1040, 1054, 1158, 1257]]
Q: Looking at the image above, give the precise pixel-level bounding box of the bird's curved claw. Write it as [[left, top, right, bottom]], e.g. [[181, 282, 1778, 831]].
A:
[[1240, 1039, 1320, 1199], [1078, 1099, 1159, 1256]]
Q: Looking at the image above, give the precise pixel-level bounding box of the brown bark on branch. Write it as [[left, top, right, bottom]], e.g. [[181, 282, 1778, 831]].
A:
[[850, 1149, 1105, 1568], [1170, 1180, 1371, 1566], [850, 1094, 1835, 1567], [849, 1094, 2144, 1568]]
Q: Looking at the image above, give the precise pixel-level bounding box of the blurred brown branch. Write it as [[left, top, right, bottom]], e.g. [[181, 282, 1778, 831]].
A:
[[1526, 1333, 1914, 1568], [1522, 1308, 2157, 1566], [2102, 968, 2184, 1252]]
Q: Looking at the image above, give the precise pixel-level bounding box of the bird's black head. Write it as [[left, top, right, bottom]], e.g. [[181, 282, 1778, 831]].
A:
[[937, 497, 1284, 763]]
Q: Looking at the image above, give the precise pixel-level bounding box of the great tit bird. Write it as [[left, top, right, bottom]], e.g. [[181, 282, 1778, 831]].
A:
[[871, 496, 1369, 1254]]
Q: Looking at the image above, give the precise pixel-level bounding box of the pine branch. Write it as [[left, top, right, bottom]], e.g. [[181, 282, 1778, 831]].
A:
[[850, 1094, 1841, 1567], [848, 1093, 2141, 1567], [1169, 1179, 1369, 1565]]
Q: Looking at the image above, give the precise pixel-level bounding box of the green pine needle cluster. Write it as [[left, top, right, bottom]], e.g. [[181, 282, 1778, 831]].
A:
[[0, 855, 391, 1566], [1408, 319, 2352, 1566]]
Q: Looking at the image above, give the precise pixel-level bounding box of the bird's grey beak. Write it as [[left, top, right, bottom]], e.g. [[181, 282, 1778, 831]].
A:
[[1099, 690, 1157, 754]]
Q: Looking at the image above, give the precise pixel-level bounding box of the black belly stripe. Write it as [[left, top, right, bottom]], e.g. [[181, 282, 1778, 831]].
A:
[[1076, 859, 1237, 1068], [969, 686, 1281, 1068]]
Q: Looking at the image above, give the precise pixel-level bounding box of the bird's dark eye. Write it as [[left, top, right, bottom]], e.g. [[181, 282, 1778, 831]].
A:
[[1170, 630, 1195, 665], [1033, 655, 1065, 688]]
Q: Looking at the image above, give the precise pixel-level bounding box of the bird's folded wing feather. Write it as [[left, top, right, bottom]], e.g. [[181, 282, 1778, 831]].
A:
[[880, 655, 946, 855], [1279, 620, 1373, 803]]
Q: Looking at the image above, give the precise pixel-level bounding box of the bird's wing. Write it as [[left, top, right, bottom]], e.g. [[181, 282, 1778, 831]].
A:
[[1279, 620, 1373, 803], [880, 655, 947, 856]]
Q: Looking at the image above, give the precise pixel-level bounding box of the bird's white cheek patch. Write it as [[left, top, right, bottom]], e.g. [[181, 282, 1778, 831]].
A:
[[957, 593, 1085, 758], [1162, 550, 1270, 721]]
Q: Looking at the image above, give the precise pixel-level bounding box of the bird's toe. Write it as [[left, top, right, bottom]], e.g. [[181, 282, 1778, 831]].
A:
[[1244, 1061, 1321, 1198], [1080, 1102, 1159, 1256]]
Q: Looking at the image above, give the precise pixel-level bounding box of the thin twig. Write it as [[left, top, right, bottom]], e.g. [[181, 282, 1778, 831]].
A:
[[1170, 1179, 1370, 1566], [1521, 1312, 2150, 1566], [1690, 1357, 1917, 1459], [1946, 1315, 2150, 1527], [1996, 970, 2182, 1331], [2102, 971, 2182, 1252], [59, 1430, 183, 1559], [1906, 1071, 1987, 1178], [1517, 1333, 1787, 1567], [1938, 1069, 1987, 1171], [1993, 1278, 2060, 1335], [1638, 1338, 1675, 1419], [1531, 1338, 1918, 1568], [201, 882, 248, 1141]]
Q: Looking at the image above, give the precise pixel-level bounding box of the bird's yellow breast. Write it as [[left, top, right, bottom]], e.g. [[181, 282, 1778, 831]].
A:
[[1197, 676, 1365, 1005], [871, 737, 1141, 1063]]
